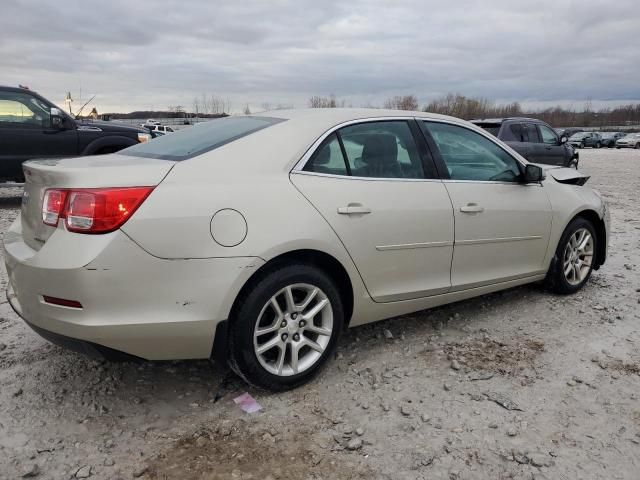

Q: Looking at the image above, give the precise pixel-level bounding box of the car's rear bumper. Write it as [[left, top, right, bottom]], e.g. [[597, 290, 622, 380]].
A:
[[4, 216, 264, 360]]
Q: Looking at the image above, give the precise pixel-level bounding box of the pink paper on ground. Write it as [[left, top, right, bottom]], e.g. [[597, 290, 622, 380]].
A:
[[233, 392, 262, 413]]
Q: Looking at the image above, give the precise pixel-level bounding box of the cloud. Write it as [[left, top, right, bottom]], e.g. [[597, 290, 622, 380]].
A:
[[1, 0, 638, 112]]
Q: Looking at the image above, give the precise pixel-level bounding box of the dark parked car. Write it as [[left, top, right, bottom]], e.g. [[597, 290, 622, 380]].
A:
[[599, 132, 625, 148], [471, 117, 578, 168], [569, 132, 602, 149], [555, 127, 584, 139], [0, 86, 151, 182]]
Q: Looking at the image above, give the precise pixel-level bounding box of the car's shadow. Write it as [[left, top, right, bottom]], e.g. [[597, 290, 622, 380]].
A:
[[12, 281, 563, 423]]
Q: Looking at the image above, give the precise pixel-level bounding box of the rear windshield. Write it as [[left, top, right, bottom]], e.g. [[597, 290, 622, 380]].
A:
[[121, 116, 285, 160], [473, 123, 501, 137]]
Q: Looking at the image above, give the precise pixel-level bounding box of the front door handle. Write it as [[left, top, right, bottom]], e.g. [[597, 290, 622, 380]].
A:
[[460, 203, 484, 213], [337, 204, 372, 215]]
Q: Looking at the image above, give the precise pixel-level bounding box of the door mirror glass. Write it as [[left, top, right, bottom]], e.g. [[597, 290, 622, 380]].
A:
[[524, 164, 544, 183], [560, 136, 568, 144], [51, 107, 65, 129]]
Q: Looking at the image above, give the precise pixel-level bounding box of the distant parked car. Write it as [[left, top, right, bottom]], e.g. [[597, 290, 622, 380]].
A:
[[141, 119, 161, 128], [615, 133, 640, 149], [555, 127, 584, 139], [150, 125, 175, 134], [569, 132, 602, 149], [471, 117, 578, 168], [599, 132, 625, 148]]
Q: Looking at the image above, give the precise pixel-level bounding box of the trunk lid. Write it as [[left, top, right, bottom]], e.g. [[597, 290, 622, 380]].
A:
[[21, 154, 174, 251]]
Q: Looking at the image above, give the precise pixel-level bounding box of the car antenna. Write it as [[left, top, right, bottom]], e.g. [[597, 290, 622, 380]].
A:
[[75, 94, 96, 119]]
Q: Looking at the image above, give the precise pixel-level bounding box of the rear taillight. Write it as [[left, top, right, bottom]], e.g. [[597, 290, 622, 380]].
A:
[[41, 187, 154, 234], [42, 189, 68, 226]]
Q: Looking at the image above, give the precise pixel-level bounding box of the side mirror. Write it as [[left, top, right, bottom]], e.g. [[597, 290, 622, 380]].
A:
[[524, 164, 545, 183], [560, 136, 568, 144], [51, 107, 65, 129]]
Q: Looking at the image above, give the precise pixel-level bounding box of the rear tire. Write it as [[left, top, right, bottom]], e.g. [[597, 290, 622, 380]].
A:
[[227, 263, 344, 391], [545, 217, 597, 294], [595, 142, 601, 149], [635, 143, 640, 150]]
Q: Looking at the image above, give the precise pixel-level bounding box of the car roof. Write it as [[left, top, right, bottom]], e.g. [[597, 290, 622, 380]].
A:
[[470, 117, 547, 124], [252, 107, 462, 124]]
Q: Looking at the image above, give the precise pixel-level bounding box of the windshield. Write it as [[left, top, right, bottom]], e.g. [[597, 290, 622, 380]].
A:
[[121, 116, 285, 160], [600, 133, 615, 138], [570, 132, 588, 139], [624, 133, 640, 138]]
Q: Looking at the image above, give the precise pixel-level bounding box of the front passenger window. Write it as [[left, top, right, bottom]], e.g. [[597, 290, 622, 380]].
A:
[[539, 125, 559, 145], [424, 122, 522, 182]]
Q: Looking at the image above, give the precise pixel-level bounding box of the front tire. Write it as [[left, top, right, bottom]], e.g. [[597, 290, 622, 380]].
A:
[[228, 263, 344, 391], [595, 142, 601, 148], [635, 143, 640, 150], [545, 217, 597, 294]]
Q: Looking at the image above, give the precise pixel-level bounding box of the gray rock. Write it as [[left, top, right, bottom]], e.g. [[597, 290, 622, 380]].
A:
[[355, 427, 365, 436], [450, 360, 461, 371], [346, 438, 363, 450], [400, 405, 412, 417], [383, 329, 393, 340], [528, 453, 553, 468], [75, 466, 92, 478], [132, 466, 148, 478], [443, 382, 452, 391], [507, 427, 518, 437], [21, 464, 40, 478]]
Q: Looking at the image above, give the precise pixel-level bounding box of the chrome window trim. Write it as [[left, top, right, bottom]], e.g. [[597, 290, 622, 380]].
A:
[[291, 169, 443, 183], [291, 115, 534, 186]]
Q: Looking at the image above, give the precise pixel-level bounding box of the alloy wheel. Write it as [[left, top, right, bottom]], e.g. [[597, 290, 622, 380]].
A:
[[253, 283, 333, 376], [562, 228, 594, 286]]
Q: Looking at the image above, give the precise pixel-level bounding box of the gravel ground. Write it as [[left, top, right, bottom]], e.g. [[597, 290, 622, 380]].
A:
[[0, 148, 638, 480]]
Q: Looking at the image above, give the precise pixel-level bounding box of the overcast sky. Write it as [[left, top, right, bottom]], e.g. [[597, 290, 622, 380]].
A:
[[2, 0, 639, 113]]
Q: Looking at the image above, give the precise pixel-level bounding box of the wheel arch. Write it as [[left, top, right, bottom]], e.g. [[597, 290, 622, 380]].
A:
[[229, 248, 355, 329], [570, 209, 607, 270], [81, 135, 138, 155]]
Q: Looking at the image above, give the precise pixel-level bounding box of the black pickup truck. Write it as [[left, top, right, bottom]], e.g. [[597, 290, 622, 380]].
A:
[[471, 117, 579, 168], [0, 86, 151, 182]]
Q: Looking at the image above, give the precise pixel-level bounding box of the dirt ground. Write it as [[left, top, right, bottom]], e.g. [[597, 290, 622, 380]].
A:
[[0, 148, 638, 480]]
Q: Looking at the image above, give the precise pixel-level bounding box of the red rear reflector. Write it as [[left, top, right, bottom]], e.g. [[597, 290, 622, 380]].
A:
[[42, 296, 83, 309], [41, 187, 154, 234]]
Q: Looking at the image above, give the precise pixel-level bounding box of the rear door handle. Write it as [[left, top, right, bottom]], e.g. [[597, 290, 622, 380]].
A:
[[337, 204, 372, 215], [460, 203, 484, 213]]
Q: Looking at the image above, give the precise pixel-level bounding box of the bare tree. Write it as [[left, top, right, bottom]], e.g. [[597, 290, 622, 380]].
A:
[[192, 97, 201, 118], [243, 104, 251, 115], [308, 94, 341, 108], [383, 95, 419, 111]]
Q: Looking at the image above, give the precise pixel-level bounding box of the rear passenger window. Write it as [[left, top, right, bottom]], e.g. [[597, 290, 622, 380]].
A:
[[509, 123, 525, 142], [303, 133, 348, 176], [338, 121, 424, 179], [525, 123, 541, 143]]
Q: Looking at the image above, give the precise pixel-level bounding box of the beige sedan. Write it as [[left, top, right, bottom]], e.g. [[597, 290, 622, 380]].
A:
[[4, 109, 609, 390]]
